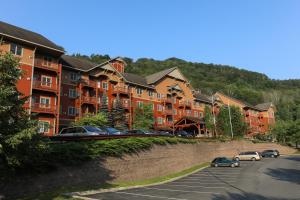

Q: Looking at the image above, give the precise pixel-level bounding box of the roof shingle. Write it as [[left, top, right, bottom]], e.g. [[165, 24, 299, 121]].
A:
[[61, 55, 97, 71]]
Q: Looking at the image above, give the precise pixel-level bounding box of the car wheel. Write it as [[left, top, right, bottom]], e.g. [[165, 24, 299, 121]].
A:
[[231, 163, 235, 168], [251, 157, 256, 161], [214, 163, 218, 167]]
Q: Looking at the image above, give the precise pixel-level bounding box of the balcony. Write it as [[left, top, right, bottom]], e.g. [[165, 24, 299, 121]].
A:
[[32, 80, 58, 93], [179, 100, 192, 108], [161, 97, 172, 104], [112, 86, 130, 96], [165, 121, 174, 127], [81, 96, 97, 104], [34, 58, 59, 72], [31, 103, 56, 114], [81, 79, 97, 88], [164, 109, 173, 116]]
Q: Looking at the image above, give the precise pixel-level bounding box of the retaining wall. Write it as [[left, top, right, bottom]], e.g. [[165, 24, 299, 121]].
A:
[[1, 140, 296, 199]]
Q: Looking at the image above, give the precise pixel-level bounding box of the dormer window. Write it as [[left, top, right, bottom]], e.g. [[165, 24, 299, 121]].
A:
[[136, 88, 143, 95]]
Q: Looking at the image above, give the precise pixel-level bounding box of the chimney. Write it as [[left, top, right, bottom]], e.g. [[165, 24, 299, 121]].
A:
[[110, 58, 126, 73]]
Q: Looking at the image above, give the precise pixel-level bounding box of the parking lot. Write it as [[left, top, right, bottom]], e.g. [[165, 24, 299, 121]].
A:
[[77, 156, 300, 200]]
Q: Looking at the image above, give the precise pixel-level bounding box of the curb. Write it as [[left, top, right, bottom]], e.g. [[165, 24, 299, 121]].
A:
[[66, 164, 209, 198]]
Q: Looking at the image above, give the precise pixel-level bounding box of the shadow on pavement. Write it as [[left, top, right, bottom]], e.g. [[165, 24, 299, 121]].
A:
[[212, 192, 299, 200], [283, 156, 300, 162], [264, 168, 300, 184]]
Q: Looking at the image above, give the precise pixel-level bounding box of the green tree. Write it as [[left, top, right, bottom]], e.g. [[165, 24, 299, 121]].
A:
[[72, 113, 107, 127], [0, 53, 47, 170], [111, 96, 128, 130], [204, 105, 214, 133], [216, 106, 247, 137], [132, 103, 154, 130], [100, 92, 113, 127]]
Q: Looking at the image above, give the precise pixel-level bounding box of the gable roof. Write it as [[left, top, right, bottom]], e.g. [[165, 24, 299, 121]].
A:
[[193, 92, 211, 104], [146, 67, 177, 84], [0, 21, 64, 53], [121, 73, 154, 89], [61, 55, 97, 71], [255, 102, 273, 111]]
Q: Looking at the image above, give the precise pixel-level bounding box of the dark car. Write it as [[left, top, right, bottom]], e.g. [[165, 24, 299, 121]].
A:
[[261, 150, 280, 158], [154, 130, 173, 136], [125, 129, 153, 135], [175, 130, 194, 138], [59, 126, 107, 136], [102, 127, 123, 135], [211, 157, 240, 167]]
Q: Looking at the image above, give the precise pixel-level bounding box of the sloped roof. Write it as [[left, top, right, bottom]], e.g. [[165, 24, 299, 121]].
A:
[[193, 92, 211, 103], [121, 73, 154, 88], [61, 55, 97, 71], [0, 21, 64, 53], [255, 102, 273, 111], [146, 67, 177, 84]]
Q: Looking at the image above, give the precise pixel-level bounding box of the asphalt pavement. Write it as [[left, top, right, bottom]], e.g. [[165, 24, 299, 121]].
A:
[[78, 155, 300, 200]]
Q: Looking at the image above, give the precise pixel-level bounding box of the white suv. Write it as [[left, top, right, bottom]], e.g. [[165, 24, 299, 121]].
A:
[[235, 151, 261, 161]]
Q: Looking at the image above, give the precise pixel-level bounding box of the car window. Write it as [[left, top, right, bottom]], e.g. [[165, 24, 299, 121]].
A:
[[60, 128, 68, 134], [106, 128, 118, 133], [76, 127, 86, 133], [85, 126, 101, 132], [68, 128, 76, 133]]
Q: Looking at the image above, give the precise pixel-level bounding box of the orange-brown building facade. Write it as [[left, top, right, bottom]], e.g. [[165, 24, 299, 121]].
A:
[[0, 21, 276, 136]]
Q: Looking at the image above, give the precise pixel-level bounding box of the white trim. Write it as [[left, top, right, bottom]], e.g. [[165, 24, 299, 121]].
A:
[[38, 120, 51, 134]]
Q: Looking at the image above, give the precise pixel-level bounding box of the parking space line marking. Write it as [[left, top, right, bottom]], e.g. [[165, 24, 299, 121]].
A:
[[144, 187, 221, 194], [115, 191, 188, 200], [173, 181, 236, 184], [162, 184, 228, 189]]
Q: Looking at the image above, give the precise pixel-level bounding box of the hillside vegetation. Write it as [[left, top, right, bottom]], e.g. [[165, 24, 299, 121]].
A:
[[73, 54, 300, 121]]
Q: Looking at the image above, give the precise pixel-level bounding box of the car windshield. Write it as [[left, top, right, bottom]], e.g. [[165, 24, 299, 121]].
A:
[[106, 128, 119, 133], [84, 126, 102, 132]]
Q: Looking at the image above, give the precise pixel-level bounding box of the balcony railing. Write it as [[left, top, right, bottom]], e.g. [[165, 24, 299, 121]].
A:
[[34, 58, 59, 71], [161, 97, 173, 104], [82, 79, 97, 88], [179, 100, 192, 108], [32, 80, 58, 92], [165, 121, 174, 127], [112, 86, 130, 95], [81, 96, 97, 104], [164, 109, 173, 115], [31, 103, 56, 114]]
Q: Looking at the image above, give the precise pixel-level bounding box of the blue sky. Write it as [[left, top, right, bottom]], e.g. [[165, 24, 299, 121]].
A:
[[1, 0, 300, 79]]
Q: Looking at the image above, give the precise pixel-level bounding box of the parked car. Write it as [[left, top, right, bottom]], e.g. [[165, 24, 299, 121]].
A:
[[154, 130, 173, 136], [102, 127, 123, 135], [261, 149, 280, 158], [125, 129, 153, 135], [235, 151, 261, 161], [175, 130, 194, 138], [211, 157, 240, 167], [59, 126, 107, 136]]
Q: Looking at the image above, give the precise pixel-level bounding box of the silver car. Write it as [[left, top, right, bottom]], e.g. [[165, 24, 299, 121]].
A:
[[59, 126, 107, 136]]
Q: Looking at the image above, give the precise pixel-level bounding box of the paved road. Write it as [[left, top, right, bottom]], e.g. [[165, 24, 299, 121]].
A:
[[80, 155, 300, 200]]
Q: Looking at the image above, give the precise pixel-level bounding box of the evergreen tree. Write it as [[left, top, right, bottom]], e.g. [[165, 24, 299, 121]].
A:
[[132, 103, 154, 130], [0, 53, 46, 170], [100, 92, 113, 127], [111, 95, 128, 130]]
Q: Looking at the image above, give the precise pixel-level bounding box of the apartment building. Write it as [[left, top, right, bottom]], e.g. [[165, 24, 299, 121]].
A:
[[214, 92, 276, 135], [0, 21, 64, 136], [0, 21, 275, 136]]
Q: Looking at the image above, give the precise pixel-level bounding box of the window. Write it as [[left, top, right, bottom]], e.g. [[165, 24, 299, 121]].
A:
[[186, 110, 191, 116], [43, 56, 52, 66], [200, 112, 204, 118], [10, 43, 22, 56], [136, 88, 143, 95], [70, 73, 79, 81], [157, 104, 163, 111], [194, 111, 198, 117], [69, 89, 77, 98], [137, 101, 143, 108], [41, 76, 52, 87], [148, 90, 153, 97], [173, 109, 177, 115], [102, 82, 108, 90], [157, 93, 161, 99], [38, 121, 50, 133], [68, 106, 76, 116], [40, 97, 50, 108], [157, 117, 163, 125]]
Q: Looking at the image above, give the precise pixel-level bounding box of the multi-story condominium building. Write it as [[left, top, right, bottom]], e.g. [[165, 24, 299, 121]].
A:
[[0, 21, 64, 136], [214, 92, 276, 135], [0, 21, 276, 136]]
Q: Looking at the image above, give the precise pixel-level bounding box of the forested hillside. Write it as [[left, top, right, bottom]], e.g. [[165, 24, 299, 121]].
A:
[[73, 54, 300, 121]]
